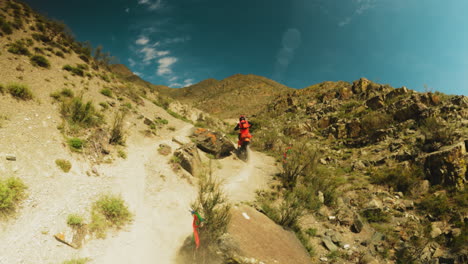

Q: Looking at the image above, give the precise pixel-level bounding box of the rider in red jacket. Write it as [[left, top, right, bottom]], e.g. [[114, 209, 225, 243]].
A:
[[234, 115, 252, 148]]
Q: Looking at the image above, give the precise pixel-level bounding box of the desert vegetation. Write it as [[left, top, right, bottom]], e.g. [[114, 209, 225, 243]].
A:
[[0, 177, 27, 215]]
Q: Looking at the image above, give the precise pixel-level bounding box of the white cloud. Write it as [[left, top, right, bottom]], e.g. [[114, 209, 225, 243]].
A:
[[169, 82, 182, 87], [128, 58, 136, 67], [139, 46, 170, 62], [157, 57, 177, 76], [183, 79, 194, 86], [162, 36, 191, 45], [133, 72, 143, 77], [169, 76, 178, 82], [138, 0, 163, 11], [136, 36, 149, 45], [125, 8, 130, 13]]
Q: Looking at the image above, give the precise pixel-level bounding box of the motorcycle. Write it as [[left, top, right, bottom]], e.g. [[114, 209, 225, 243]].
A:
[[237, 136, 250, 162]]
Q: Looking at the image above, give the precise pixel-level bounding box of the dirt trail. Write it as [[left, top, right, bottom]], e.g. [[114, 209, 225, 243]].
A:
[[0, 100, 277, 264]]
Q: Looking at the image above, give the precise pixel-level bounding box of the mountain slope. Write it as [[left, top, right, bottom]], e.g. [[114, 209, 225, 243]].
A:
[[160, 74, 294, 118]]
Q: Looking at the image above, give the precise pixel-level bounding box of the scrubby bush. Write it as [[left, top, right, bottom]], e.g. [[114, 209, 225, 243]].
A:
[[55, 51, 64, 58], [117, 150, 127, 159], [370, 164, 423, 195], [361, 112, 393, 135], [0, 17, 13, 35], [7, 83, 33, 100], [62, 64, 84, 76], [190, 174, 231, 247], [60, 88, 74, 98], [67, 214, 84, 227], [91, 194, 132, 228], [109, 112, 126, 145], [100, 88, 112, 97], [60, 97, 102, 127], [55, 159, 72, 172], [30, 55, 50, 68], [280, 142, 318, 189], [362, 208, 391, 223], [419, 117, 453, 150], [68, 137, 84, 152], [7, 41, 30, 55], [0, 177, 27, 214]]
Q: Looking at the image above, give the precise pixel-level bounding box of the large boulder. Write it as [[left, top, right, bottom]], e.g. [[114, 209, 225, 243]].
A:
[[174, 143, 202, 176], [352, 78, 371, 94], [394, 102, 428, 122], [191, 128, 235, 158], [366, 95, 386, 110], [423, 142, 467, 190], [223, 205, 312, 264]]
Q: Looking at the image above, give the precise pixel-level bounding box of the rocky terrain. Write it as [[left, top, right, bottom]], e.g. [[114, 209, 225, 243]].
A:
[[0, 1, 467, 264]]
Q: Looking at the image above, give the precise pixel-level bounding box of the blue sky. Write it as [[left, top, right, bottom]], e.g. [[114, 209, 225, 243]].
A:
[[23, 0, 468, 95]]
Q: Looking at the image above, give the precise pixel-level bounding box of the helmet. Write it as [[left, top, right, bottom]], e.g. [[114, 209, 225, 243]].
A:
[[239, 115, 246, 121]]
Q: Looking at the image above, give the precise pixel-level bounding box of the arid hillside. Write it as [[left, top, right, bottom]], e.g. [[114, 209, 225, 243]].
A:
[[159, 73, 293, 118]]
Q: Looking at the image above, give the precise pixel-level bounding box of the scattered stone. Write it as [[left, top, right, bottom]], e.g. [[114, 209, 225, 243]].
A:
[[430, 226, 443, 239], [343, 244, 350, 249], [143, 117, 154, 126], [6, 154, 16, 161], [352, 160, 366, 171], [351, 215, 364, 233], [322, 236, 338, 251], [318, 191, 325, 203], [174, 143, 202, 177], [158, 143, 172, 156], [319, 158, 327, 165], [319, 257, 328, 262]]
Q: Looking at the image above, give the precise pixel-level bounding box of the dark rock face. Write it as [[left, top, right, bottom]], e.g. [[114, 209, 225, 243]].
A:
[[191, 128, 235, 158], [423, 142, 467, 190], [394, 102, 428, 122], [366, 95, 385, 110], [174, 143, 202, 176]]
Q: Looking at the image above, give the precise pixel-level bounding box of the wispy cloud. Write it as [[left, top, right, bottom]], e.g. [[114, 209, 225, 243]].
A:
[[133, 71, 143, 77], [125, 8, 130, 13], [157, 57, 177, 76], [273, 28, 301, 81], [139, 46, 170, 62], [128, 58, 136, 67], [183, 78, 194, 86], [136, 36, 149, 45], [138, 0, 163, 11], [339, 0, 377, 27]]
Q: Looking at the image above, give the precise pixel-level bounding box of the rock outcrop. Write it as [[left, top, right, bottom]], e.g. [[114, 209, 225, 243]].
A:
[[174, 143, 202, 176], [191, 128, 235, 158], [423, 142, 467, 190]]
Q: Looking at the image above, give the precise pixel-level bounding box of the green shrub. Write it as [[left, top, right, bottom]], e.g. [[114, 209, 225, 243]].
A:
[[417, 193, 452, 221], [7, 83, 33, 100], [68, 138, 84, 152], [362, 208, 391, 223], [92, 194, 132, 227], [109, 112, 126, 145], [60, 88, 74, 98], [191, 174, 231, 247], [30, 55, 50, 68], [55, 51, 64, 58], [305, 228, 317, 237], [361, 112, 393, 135], [155, 118, 169, 125], [0, 84, 4, 94], [62, 64, 84, 76], [55, 159, 72, 172], [117, 150, 127, 159], [370, 164, 423, 195], [7, 41, 30, 55], [419, 117, 453, 150], [0, 17, 13, 35], [99, 102, 109, 109], [67, 214, 84, 227], [60, 97, 102, 127], [0, 177, 27, 214], [167, 109, 190, 122], [31, 33, 50, 42], [280, 143, 318, 189], [100, 88, 112, 97]]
